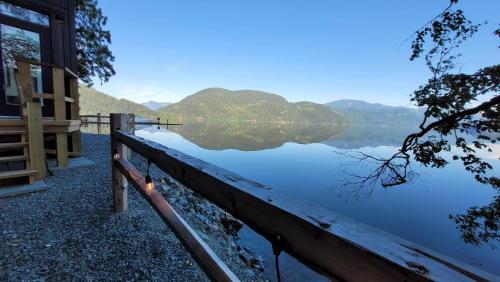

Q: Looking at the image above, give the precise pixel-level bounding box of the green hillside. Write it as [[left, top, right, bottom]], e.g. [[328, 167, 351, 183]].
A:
[[79, 86, 155, 118], [325, 99, 423, 128], [157, 88, 343, 125]]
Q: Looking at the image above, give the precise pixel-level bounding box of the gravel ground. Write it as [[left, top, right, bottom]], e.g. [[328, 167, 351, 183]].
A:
[[0, 133, 268, 281]]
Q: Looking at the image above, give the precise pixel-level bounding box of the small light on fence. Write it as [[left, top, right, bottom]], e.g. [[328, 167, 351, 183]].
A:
[[113, 149, 120, 160], [145, 174, 154, 191]]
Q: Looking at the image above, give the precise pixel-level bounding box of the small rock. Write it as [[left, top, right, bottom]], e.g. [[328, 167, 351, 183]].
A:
[[220, 214, 243, 236], [195, 214, 208, 223], [244, 269, 255, 278]]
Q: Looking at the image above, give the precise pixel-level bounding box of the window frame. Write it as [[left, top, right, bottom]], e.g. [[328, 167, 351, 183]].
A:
[[0, 13, 52, 116]]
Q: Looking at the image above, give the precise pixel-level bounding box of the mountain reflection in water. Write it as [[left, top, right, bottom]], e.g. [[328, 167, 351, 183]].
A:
[[162, 120, 415, 151]]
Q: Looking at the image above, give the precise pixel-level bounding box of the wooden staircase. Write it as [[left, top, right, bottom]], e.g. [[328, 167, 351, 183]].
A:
[[0, 60, 47, 186], [0, 128, 38, 185], [0, 58, 79, 188]]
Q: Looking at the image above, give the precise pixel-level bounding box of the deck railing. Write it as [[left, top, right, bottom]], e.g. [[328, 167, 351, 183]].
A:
[[109, 113, 496, 281], [0, 58, 81, 182]]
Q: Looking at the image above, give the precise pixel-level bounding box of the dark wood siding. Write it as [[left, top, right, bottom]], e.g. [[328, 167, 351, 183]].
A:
[[0, 0, 76, 116], [2, 0, 76, 71]]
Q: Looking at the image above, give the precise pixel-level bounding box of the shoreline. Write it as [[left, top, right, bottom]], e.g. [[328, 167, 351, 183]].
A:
[[130, 152, 269, 281]]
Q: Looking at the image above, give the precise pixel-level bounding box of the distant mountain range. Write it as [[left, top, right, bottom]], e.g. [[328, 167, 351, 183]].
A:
[[79, 87, 424, 130], [141, 101, 172, 111], [325, 99, 424, 127]]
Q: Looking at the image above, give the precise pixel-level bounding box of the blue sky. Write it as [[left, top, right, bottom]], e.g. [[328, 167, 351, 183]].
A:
[[93, 0, 499, 106]]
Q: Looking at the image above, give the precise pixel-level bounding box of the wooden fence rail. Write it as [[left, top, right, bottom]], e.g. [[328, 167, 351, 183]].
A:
[[81, 114, 181, 134], [109, 113, 497, 281], [115, 157, 239, 281]]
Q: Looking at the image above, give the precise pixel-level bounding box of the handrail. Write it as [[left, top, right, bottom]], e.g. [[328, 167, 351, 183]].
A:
[[109, 113, 498, 282], [110, 113, 237, 281], [14, 57, 79, 79], [81, 114, 110, 118], [115, 157, 239, 282], [81, 114, 181, 127]]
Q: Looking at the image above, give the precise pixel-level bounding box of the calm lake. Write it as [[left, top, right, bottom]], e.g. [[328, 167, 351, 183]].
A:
[[135, 122, 499, 280]]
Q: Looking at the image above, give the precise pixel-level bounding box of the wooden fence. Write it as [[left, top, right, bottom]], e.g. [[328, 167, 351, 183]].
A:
[[109, 113, 497, 281], [81, 114, 181, 134]]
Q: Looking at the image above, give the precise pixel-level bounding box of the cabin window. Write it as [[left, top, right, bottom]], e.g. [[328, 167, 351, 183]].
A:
[[1, 24, 43, 105], [0, 1, 49, 27]]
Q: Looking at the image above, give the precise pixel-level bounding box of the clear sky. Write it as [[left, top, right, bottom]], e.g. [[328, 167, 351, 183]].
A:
[[93, 0, 499, 106]]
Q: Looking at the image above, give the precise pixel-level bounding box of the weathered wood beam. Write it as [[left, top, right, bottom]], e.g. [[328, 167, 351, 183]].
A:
[[115, 158, 239, 282], [33, 93, 55, 99], [112, 129, 497, 281], [64, 67, 79, 80], [80, 115, 111, 118], [43, 125, 79, 133], [110, 114, 129, 212], [69, 78, 81, 156], [43, 120, 81, 126], [16, 62, 46, 180], [53, 67, 68, 167]]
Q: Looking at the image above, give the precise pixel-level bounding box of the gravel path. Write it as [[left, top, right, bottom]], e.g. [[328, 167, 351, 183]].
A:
[[0, 133, 267, 281]]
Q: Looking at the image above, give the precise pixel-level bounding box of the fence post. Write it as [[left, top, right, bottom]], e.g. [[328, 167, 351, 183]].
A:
[[97, 113, 101, 134], [127, 113, 135, 159], [110, 113, 129, 212]]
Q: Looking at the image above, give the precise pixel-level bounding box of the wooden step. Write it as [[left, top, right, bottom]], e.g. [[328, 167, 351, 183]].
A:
[[0, 169, 38, 180], [0, 155, 29, 163], [0, 142, 28, 149], [0, 130, 26, 136]]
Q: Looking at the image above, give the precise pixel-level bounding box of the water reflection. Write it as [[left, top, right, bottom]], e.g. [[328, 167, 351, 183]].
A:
[[155, 120, 415, 151], [166, 121, 345, 151], [135, 121, 499, 277]]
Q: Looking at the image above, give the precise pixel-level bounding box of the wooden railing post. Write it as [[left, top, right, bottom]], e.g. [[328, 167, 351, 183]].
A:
[[53, 67, 68, 167], [127, 113, 135, 159], [15, 61, 46, 180], [97, 113, 101, 134], [110, 113, 129, 212], [69, 77, 81, 156]]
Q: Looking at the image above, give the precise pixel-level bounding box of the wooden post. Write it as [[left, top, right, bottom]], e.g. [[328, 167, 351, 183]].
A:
[[110, 113, 129, 212], [15, 62, 46, 180], [26, 101, 46, 179], [126, 113, 135, 160], [97, 113, 101, 134], [69, 78, 81, 156], [53, 68, 68, 167]]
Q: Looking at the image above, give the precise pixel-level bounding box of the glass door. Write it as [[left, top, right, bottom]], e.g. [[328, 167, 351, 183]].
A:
[[1, 24, 43, 105], [0, 2, 51, 117]]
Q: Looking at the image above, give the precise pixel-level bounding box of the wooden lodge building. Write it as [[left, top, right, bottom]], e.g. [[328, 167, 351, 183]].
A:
[[0, 0, 81, 188]]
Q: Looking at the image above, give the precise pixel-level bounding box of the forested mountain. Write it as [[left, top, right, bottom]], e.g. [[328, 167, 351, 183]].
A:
[[141, 101, 172, 110], [157, 88, 343, 124], [79, 86, 155, 117], [325, 99, 424, 128], [79, 87, 424, 132]]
